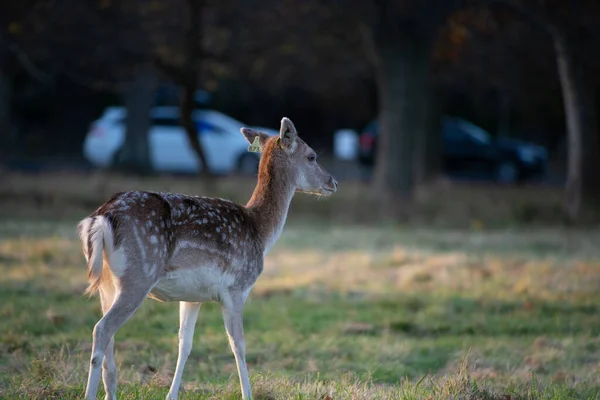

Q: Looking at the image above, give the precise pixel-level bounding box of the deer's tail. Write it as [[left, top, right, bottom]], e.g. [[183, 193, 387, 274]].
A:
[[77, 216, 115, 296]]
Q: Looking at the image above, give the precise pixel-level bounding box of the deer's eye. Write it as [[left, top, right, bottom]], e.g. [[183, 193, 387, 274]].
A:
[[308, 154, 316, 162]]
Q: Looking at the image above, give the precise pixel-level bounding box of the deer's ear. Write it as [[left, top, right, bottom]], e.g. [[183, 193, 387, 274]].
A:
[[240, 128, 270, 152], [279, 117, 297, 151]]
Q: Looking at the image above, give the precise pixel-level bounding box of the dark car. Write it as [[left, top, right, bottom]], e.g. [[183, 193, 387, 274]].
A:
[[358, 117, 548, 183]]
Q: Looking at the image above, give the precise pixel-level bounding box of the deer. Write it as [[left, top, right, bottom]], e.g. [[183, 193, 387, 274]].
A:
[[76, 117, 338, 400]]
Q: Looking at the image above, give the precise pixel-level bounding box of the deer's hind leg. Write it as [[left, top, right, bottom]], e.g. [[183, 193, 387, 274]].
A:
[[85, 267, 159, 400], [98, 273, 118, 400]]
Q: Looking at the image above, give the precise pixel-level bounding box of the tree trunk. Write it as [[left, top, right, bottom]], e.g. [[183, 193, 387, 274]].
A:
[[180, 82, 213, 178], [372, 37, 431, 214], [554, 33, 600, 223], [414, 82, 442, 186], [177, 0, 212, 178], [112, 64, 157, 174], [0, 65, 13, 163]]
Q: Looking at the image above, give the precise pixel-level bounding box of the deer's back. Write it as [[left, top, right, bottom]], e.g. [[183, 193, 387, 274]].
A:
[[90, 191, 264, 302]]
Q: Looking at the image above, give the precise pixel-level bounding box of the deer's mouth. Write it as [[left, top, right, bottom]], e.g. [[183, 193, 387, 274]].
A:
[[319, 185, 336, 196], [298, 186, 335, 196]]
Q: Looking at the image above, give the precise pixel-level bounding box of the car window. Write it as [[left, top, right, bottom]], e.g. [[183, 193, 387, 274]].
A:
[[196, 120, 228, 135], [113, 116, 180, 127], [460, 122, 491, 145], [152, 117, 180, 127], [443, 122, 464, 142], [444, 119, 491, 145], [110, 111, 231, 135]]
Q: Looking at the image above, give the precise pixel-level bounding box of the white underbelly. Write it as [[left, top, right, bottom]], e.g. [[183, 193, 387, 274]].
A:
[[148, 267, 234, 302]]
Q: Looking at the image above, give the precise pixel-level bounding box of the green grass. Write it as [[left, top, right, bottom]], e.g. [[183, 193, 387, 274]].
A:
[[1, 220, 600, 399]]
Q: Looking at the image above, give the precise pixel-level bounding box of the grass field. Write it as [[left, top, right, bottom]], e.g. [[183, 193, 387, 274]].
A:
[[1, 217, 600, 399]]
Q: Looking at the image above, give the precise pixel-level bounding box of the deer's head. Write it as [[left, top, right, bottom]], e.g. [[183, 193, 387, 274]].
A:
[[241, 117, 338, 196]]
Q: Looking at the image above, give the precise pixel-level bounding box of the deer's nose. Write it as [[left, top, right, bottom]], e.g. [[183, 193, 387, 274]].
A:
[[329, 176, 338, 192]]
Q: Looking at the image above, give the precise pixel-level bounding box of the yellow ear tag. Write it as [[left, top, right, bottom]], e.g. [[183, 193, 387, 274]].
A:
[[248, 136, 262, 153]]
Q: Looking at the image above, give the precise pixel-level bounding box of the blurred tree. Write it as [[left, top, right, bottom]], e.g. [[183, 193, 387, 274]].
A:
[[346, 0, 465, 212], [0, 1, 52, 161], [180, 0, 211, 177], [0, 39, 16, 161], [433, 0, 600, 222], [200, 0, 373, 148], [488, 0, 600, 222], [1, 0, 376, 167], [0, 0, 172, 171], [112, 63, 157, 173], [155, 0, 214, 177], [434, 6, 564, 156]]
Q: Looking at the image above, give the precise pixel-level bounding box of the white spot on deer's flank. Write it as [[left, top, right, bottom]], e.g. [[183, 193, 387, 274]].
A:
[[133, 225, 147, 260], [150, 235, 158, 244]]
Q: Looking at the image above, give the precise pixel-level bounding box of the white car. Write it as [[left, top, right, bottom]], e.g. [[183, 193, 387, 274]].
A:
[[83, 106, 277, 175]]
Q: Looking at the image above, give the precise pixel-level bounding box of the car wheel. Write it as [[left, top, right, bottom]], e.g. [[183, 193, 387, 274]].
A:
[[494, 161, 518, 184], [237, 153, 260, 176]]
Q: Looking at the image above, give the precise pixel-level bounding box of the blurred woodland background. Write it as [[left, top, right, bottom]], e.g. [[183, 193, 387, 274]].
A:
[[0, 0, 599, 224]]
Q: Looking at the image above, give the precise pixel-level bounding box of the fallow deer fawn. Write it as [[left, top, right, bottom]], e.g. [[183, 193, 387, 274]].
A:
[[77, 117, 338, 400]]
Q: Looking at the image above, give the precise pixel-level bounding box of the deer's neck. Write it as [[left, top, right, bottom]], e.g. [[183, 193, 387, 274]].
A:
[[245, 173, 295, 255]]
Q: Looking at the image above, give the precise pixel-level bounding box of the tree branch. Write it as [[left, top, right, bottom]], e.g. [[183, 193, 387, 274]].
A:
[[179, 0, 213, 178], [485, 0, 559, 37], [7, 43, 52, 83]]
